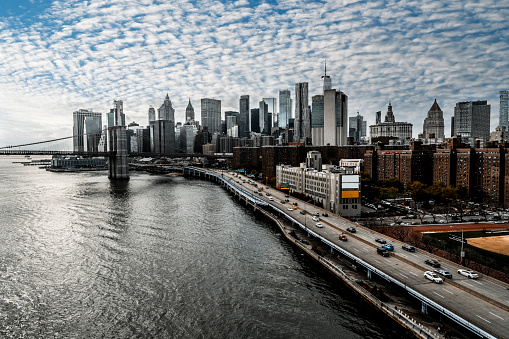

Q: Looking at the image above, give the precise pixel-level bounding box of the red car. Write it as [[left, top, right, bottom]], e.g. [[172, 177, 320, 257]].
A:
[[338, 234, 347, 241]]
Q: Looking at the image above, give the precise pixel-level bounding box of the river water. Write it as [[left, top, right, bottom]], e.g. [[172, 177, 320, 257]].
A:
[[0, 156, 405, 338]]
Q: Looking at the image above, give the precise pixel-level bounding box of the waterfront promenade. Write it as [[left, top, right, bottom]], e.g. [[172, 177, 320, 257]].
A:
[[208, 169, 509, 339]]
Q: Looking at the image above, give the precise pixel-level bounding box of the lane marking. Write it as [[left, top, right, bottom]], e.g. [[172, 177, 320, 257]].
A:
[[489, 312, 504, 320], [442, 288, 454, 294], [410, 272, 418, 277], [374, 260, 381, 264], [473, 280, 483, 285], [353, 248, 360, 252], [400, 273, 408, 279], [463, 282, 474, 287], [433, 292, 444, 298], [476, 315, 491, 323]]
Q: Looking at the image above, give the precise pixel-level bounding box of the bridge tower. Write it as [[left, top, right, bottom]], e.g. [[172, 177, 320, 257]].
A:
[[107, 100, 129, 179]]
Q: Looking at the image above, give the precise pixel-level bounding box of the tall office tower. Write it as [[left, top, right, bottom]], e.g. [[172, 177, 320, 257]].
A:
[[250, 108, 260, 133], [239, 95, 250, 138], [453, 100, 491, 145], [186, 99, 195, 122], [150, 95, 175, 154], [278, 90, 292, 129], [148, 106, 156, 124], [419, 99, 445, 142], [375, 111, 382, 124], [500, 91, 509, 128], [324, 89, 348, 146], [294, 82, 311, 143], [322, 62, 331, 91], [158, 94, 175, 122], [259, 100, 269, 134], [201, 98, 221, 135], [311, 95, 324, 146], [263, 97, 277, 129], [73, 108, 103, 152], [179, 123, 198, 153], [349, 113, 367, 144]]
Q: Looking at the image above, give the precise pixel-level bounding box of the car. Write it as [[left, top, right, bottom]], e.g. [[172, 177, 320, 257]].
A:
[[285, 195, 289, 198], [258, 193, 263, 196], [425, 259, 441, 268], [322, 212, 329, 217], [434, 269, 452, 278], [268, 197, 274, 201], [300, 210, 306, 215], [338, 233, 347, 241], [346, 227, 356, 233], [402, 244, 415, 252], [382, 243, 394, 251], [377, 247, 389, 257], [424, 271, 443, 284], [314, 212, 320, 216], [285, 199, 290, 202], [312, 216, 319, 222], [375, 238, 386, 244], [266, 193, 271, 196], [315, 223, 323, 228], [293, 202, 298, 206], [457, 269, 479, 279], [280, 200, 285, 204], [287, 207, 294, 211]]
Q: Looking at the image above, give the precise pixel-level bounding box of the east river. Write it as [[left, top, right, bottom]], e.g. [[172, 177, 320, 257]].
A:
[[0, 156, 406, 338]]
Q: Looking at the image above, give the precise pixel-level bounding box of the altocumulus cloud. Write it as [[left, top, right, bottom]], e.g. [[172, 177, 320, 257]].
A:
[[0, 0, 508, 145]]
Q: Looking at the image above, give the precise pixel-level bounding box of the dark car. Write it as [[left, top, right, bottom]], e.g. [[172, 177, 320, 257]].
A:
[[375, 238, 386, 244], [322, 212, 329, 217], [434, 269, 452, 278], [377, 247, 389, 257], [402, 244, 415, 252], [346, 227, 356, 233], [425, 259, 441, 268], [300, 210, 306, 215]]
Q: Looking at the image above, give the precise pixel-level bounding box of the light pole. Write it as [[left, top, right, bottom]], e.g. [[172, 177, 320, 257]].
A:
[[460, 228, 465, 265]]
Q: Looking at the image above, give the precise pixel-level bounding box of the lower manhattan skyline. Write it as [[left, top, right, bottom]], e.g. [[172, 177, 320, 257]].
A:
[[0, 0, 508, 146]]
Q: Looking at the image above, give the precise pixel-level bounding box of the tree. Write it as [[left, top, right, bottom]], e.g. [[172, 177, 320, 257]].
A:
[[407, 181, 430, 203]]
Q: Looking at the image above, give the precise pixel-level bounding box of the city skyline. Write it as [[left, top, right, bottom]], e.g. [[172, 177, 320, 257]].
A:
[[0, 0, 508, 146]]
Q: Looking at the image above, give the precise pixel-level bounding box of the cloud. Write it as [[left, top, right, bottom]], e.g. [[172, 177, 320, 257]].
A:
[[0, 0, 508, 146]]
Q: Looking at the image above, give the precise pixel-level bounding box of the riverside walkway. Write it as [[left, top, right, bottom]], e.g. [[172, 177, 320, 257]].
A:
[[186, 167, 509, 339]]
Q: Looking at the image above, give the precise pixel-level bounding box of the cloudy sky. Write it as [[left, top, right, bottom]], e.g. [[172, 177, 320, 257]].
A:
[[0, 0, 508, 147]]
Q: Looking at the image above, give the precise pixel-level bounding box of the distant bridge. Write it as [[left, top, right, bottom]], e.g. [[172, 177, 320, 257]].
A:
[[0, 149, 232, 159]]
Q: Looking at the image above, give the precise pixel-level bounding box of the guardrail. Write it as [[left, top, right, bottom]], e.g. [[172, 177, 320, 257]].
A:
[[186, 168, 497, 339]]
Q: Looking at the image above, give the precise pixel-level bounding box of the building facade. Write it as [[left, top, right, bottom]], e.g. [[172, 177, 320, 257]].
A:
[[453, 100, 491, 145], [311, 95, 324, 146], [73, 108, 103, 152], [239, 95, 250, 138], [419, 99, 445, 143], [349, 113, 367, 145], [294, 82, 311, 143], [499, 91, 508, 128], [201, 98, 221, 135], [278, 89, 292, 129], [369, 103, 412, 144], [323, 89, 348, 146]]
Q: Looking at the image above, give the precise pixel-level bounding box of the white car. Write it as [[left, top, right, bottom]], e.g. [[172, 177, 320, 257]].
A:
[[287, 207, 294, 211], [312, 216, 319, 221], [268, 197, 274, 201], [457, 269, 479, 279], [424, 271, 443, 284], [315, 223, 323, 228]]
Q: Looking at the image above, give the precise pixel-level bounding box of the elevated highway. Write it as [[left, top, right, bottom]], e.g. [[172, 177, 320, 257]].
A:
[[187, 167, 509, 339]]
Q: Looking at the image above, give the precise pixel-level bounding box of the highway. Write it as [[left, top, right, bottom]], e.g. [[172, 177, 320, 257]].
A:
[[221, 170, 509, 339]]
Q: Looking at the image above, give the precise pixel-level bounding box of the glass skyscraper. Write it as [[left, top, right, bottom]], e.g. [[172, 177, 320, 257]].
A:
[[500, 91, 509, 128], [201, 98, 221, 135], [239, 95, 250, 138], [278, 90, 291, 129]]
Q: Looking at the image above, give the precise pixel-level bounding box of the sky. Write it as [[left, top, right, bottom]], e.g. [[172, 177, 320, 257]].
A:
[[0, 0, 508, 147]]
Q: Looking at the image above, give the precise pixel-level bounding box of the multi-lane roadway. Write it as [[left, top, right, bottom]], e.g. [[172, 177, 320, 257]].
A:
[[222, 171, 509, 339]]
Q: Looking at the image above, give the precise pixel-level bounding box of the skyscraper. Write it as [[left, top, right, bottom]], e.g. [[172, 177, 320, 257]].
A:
[[148, 106, 156, 124], [324, 89, 348, 146], [251, 108, 260, 133], [73, 108, 102, 152], [201, 98, 221, 135], [239, 95, 250, 138], [500, 91, 509, 128], [419, 99, 445, 143], [150, 95, 175, 154], [186, 99, 195, 122], [349, 113, 367, 144], [278, 90, 291, 129], [453, 100, 491, 145], [294, 82, 311, 143], [311, 95, 324, 146], [158, 94, 175, 122], [259, 100, 269, 134], [262, 97, 277, 130], [322, 62, 331, 91]]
